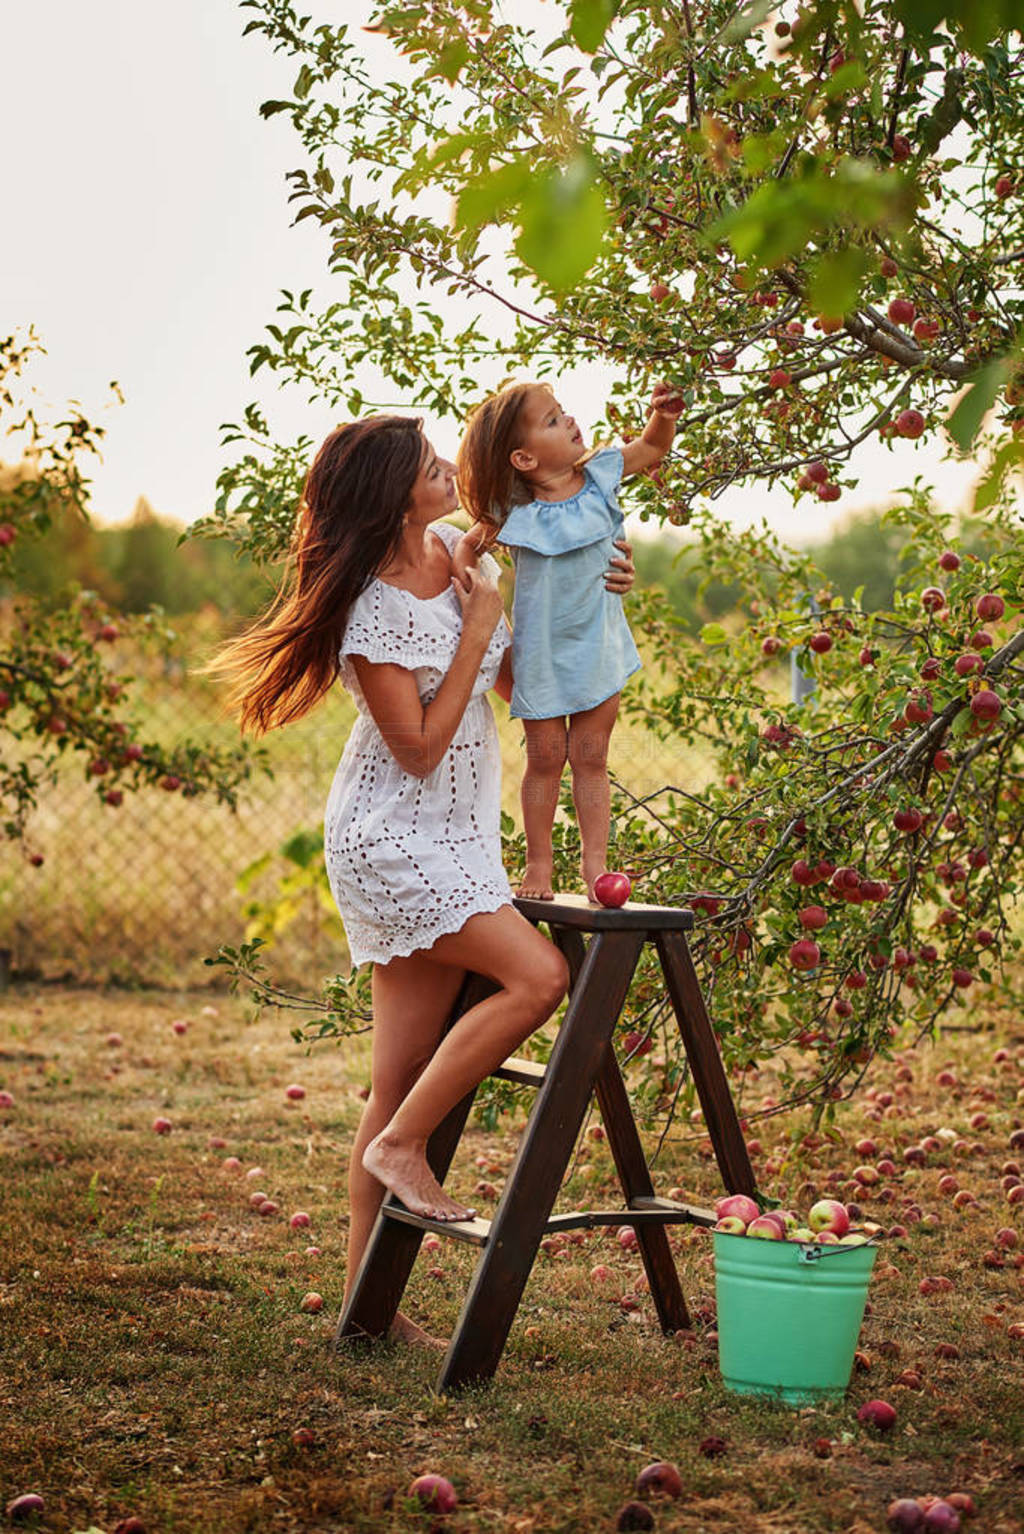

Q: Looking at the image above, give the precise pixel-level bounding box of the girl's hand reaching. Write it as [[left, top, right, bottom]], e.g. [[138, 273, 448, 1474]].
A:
[[650, 380, 684, 417], [604, 537, 635, 594]]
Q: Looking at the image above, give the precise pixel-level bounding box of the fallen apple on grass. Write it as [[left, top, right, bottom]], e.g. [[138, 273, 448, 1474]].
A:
[[407, 1474, 457, 1514], [857, 1398, 897, 1432], [634, 1460, 682, 1499]]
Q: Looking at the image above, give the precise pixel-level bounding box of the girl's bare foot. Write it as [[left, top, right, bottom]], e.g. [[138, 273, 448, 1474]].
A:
[[582, 862, 609, 903], [363, 1132, 476, 1222], [517, 862, 555, 900], [388, 1310, 448, 1350]]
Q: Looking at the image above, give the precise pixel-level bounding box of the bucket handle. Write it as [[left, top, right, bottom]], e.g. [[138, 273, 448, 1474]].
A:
[[798, 1238, 878, 1264]]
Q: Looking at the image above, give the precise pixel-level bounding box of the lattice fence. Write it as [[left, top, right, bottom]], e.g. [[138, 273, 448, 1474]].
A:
[[1, 668, 711, 988]]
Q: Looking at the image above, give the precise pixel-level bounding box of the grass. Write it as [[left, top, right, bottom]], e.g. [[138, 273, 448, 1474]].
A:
[[1, 983, 1023, 1533]]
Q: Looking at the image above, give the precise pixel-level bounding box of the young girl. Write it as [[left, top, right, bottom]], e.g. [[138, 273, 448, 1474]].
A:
[[455, 381, 680, 901], [211, 415, 572, 1343]]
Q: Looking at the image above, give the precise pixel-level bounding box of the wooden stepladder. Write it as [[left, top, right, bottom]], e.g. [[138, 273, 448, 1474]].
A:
[[336, 895, 756, 1393]]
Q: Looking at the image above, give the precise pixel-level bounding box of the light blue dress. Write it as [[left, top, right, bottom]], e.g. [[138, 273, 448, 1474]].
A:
[[499, 446, 642, 720]]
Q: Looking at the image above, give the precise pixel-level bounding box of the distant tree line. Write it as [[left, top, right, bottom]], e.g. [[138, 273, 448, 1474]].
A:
[[6, 491, 985, 631], [2, 497, 273, 618]]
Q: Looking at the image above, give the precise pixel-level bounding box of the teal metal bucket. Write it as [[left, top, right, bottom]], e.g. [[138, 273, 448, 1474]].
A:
[[713, 1231, 878, 1404]]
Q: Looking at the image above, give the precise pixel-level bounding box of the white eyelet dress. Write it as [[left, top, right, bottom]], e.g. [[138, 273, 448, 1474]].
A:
[[324, 521, 513, 968]]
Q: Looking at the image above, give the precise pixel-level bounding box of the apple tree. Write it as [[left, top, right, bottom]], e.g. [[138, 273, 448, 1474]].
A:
[[0, 330, 264, 858], [203, 0, 1023, 1121]]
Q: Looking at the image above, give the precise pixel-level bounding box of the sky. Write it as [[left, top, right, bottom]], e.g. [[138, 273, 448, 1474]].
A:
[[2, 1, 986, 543]]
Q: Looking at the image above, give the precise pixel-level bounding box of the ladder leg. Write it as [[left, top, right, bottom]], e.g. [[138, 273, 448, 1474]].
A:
[[594, 1045, 691, 1332], [437, 929, 644, 1392], [655, 930, 757, 1198], [335, 974, 497, 1346], [561, 925, 690, 1331]]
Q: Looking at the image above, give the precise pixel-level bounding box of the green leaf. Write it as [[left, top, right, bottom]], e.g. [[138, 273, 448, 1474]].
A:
[[807, 247, 870, 316], [700, 622, 729, 645], [455, 158, 534, 233], [569, 0, 618, 51], [720, 0, 775, 41], [430, 39, 469, 83], [515, 156, 608, 293], [946, 353, 1014, 452], [972, 434, 1024, 513]]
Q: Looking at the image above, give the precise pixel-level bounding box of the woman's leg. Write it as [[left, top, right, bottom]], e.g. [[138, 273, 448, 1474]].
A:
[[567, 692, 621, 899], [344, 952, 469, 1311], [363, 904, 568, 1218], [518, 716, 569, 898]]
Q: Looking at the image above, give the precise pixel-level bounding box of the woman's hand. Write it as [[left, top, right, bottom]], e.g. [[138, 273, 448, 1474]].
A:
[[453, 562, 504, 641], [604, 537, 636, 594]]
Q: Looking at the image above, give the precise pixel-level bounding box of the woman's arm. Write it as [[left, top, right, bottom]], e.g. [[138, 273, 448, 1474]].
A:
[[351, 566, 504, 778], [492, 638, 513, 704]]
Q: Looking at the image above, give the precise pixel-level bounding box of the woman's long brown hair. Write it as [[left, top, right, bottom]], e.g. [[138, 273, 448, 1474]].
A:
[[210, 415, 424, 734], [456, 382, 547, 533]]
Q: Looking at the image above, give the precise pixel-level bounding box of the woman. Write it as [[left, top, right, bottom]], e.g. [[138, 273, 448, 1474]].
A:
[[214, 415, 634, 1336]]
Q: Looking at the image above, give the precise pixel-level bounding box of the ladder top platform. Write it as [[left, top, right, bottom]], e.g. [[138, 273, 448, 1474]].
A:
[[513, 892, 695, 932]]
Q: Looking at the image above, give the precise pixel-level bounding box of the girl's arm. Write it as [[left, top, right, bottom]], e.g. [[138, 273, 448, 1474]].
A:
[[620, 382, 682, 479], [350, 566, 504, 778]]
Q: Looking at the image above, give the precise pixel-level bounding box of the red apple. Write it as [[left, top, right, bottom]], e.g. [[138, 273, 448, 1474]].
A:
[[857, 1398, 896, 1432], [891, 134, 911, 162], [635, 1461, 683, 1500], [768, 368, 792, 390], [594, 871, 632, 908], [300, 1292, 324, 1313], [809, 630, 833, 652], [747, 1215, 784, 1239], [970, 689, 1001, 722], [649, 283, 671, 303], [807, 459, 829, 484], [285, 1083, 307, 1100], [0, 523, 17, 546], [975, 591, 1005, 621], [290, 1211, 312, 1229], [714, 1215, 748, 1235], [809, 1198, 851, 1236], [920, 586, 945, 612], [798, 905, 828, 930], [896, 408, 925, 438], [888, 297, 916, 326], [152, 1117, 172, 1134], [817, 481, 841, 501], [408, 1475, 457, 1514], [788, 938, 820, 972], [714, 1193, 760, 1225], [995, 173, 1014, 198], [5, 1496, 46, 1522], [938, 550, 961, 571], [616, 1502, 655, 1532]]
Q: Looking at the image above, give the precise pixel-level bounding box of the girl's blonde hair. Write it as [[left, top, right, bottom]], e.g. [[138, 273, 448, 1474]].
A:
[[456, 382, 551, 532]]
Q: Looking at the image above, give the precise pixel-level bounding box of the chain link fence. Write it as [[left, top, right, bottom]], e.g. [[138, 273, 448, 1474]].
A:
[[1, 663, 712, 989]]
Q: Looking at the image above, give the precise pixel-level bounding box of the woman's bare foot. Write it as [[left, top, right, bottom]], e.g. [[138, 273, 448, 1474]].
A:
[[517, 862, 555, 900], [582, 862, 609, 903], [388, 1310, 448, 1350], [363, 1132, 476, 1222]]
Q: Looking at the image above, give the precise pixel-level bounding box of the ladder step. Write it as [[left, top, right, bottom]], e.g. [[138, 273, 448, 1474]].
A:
[[493, 1054, 546, 1087], [630, 1194, 716, 1227], [380, 1198, 716, 1245], [381, 1204, 491, 1245]]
